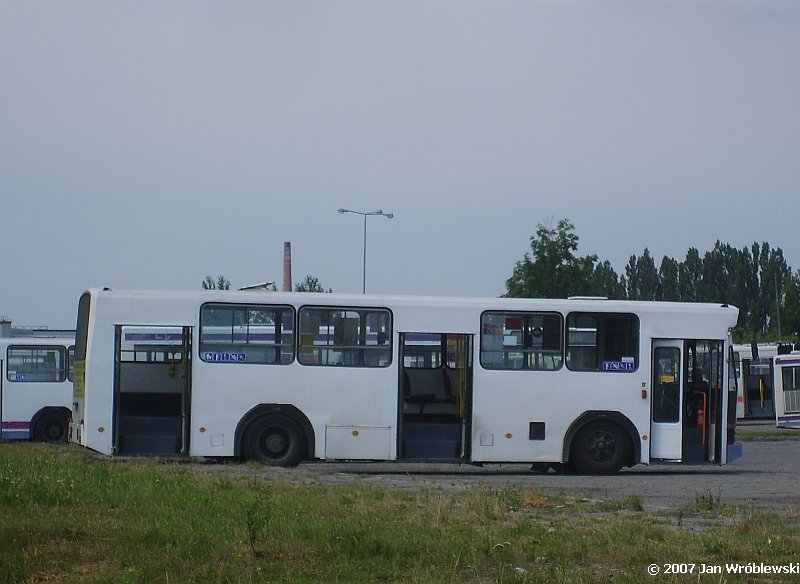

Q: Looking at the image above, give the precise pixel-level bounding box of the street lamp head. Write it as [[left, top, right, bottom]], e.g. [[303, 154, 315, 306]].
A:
[[337, 208, 347, 214], [385, 213, 394, 219]]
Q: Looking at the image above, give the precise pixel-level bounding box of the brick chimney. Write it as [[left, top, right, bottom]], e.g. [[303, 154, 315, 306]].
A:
[[283, 242, 292, 292]]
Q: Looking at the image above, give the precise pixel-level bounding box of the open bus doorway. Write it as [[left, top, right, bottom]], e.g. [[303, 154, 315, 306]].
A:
[[651, 339, 728, 464], [398, 333, 472, 460], [113, 325, 191, 456]]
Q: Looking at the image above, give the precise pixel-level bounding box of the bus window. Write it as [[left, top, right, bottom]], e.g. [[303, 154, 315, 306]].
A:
[[200, 304, 295, 365], [480, 311, 563, 371], [298, 307, 391, 367], [403, 333, 468, 369], [782, 366, 800, 414], [6, 345, 68, 383], [653, 347, 680, 422], [565, 313, 639, 372]]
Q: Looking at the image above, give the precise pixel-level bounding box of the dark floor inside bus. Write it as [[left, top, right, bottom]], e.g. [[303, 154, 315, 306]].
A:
[[117, 393, 182, 455], [401, 415, 463, 460]]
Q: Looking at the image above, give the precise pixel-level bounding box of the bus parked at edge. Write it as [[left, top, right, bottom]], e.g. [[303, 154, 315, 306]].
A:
[[772, 351, 800, 429], [731, 343, 780, 420], [70, 288, 742, 474], [1, 333, 74, 442]]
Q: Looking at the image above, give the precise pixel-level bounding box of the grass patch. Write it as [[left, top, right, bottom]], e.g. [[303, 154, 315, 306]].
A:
[[737, 430, 800, 442], [2, 442, 800, 582]]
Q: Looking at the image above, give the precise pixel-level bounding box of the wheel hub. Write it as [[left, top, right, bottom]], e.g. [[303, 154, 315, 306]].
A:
[[586, 431, 616, 461], [264, 432, 287, 455]]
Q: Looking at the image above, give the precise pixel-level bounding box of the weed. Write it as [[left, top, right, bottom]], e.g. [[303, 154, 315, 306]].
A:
[[693, 488, 725, 513]]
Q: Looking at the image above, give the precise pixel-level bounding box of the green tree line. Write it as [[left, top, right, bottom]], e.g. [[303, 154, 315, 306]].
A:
[[202, 274, 330, 293], [505, 219, 800, 341]]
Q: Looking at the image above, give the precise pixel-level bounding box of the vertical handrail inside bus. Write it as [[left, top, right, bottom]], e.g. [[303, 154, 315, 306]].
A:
[[455, 336, 465, 418], [455, 335, 466, 458], [694, 390, 708, 445]]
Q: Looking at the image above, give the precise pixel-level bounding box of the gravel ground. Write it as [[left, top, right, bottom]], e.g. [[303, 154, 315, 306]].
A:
[[195, 421, 800, 512]]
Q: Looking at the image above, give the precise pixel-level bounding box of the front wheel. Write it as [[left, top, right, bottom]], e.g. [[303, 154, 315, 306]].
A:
[[242, 414, 306, 467], [570, 421, 630, 474]]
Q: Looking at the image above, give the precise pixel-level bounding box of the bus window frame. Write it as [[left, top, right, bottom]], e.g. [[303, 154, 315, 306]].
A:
[[565, 312, 640, 373], [297, 305, 393, 368], [199, 302, 296, 366], [479, 310, 564, 371], [6, 344, 69, 383]]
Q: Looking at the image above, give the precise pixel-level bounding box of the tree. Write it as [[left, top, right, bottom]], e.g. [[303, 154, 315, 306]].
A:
[[782, 271, 800, 340], [678, 248, 703, 302], [624, 255, 639, 300], [658, 256, 680, 302], [295, 275, 332, 293], [700, 243, 728, 303], [763, 245, 790, 337], [590, 260, 626, 299], [202, 275, 231, 290], [505, 219, 598, 298], [624, 250, 658, 300]]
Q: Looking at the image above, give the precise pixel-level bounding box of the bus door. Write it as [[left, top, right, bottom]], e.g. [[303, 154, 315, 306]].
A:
[[651, 339, 726, 463], [743, 357, 774, 418], [651, 340, 684, 460], [398, 333, 472, 460], [113, 325, 192, 456]]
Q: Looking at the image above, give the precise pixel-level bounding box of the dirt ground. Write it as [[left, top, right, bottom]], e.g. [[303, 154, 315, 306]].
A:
[[198, 421, 800, 512]]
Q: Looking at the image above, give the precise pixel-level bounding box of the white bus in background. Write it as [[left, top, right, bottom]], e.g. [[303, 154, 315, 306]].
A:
[[772, 352, 800, 429], [1, 334, 75, 442], [731, 343, 777, 420], [70, 288, 742, 474], [730, 342, 800, 420]]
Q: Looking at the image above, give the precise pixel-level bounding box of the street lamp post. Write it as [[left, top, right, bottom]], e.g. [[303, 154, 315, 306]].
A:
[[337, 208, 394, 293]]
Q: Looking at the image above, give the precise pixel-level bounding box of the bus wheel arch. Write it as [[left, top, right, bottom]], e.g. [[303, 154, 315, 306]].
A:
[[236, 404, 315, 467], [564, 411, 639, 474], [31, 407, 71, 443]]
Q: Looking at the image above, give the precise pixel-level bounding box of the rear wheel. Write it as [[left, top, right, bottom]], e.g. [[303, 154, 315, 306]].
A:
[[570, 421, 630, 474], [33, 412, 68, 443], [242, 414, 306, 467]]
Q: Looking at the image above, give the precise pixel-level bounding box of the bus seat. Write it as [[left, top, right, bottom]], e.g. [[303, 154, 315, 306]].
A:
[[404, 368, 454, 413]]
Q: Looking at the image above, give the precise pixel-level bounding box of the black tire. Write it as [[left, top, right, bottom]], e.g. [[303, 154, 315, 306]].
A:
[[33, 412, 68, 443], [242, 414, 306, 467], [570, 421, 630, 475]]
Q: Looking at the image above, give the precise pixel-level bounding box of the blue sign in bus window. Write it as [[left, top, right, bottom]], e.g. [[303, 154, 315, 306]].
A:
[[602, 360, 635, 372], [204, 352, 247, 363]]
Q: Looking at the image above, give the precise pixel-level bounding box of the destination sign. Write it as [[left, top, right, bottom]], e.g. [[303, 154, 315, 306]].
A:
[[602, 360, 635, 372], [204, 352, 246, 362]]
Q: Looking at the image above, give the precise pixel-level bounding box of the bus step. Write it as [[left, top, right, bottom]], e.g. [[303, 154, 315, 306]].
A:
[[118, 415, 181, 455], [403, 421, 461, 459]]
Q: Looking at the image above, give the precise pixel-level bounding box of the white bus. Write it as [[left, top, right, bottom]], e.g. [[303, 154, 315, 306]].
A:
[[70, 288, 742, 473], [731, 343, 781, 420], [772, 352, 800, 429], [1, 336, 74, 442]]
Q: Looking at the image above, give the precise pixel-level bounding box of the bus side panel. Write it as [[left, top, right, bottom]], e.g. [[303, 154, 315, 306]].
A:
[[79, 330, 118, 456], [188, 360, 399, 460], [469, 367, 650, 464]]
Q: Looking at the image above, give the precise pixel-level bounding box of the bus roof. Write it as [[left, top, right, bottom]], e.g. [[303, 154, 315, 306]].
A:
[[82, 287, 739, 336]]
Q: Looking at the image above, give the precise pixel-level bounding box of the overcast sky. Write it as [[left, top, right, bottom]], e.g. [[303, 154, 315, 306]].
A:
[[2, 1, 798, 329]]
